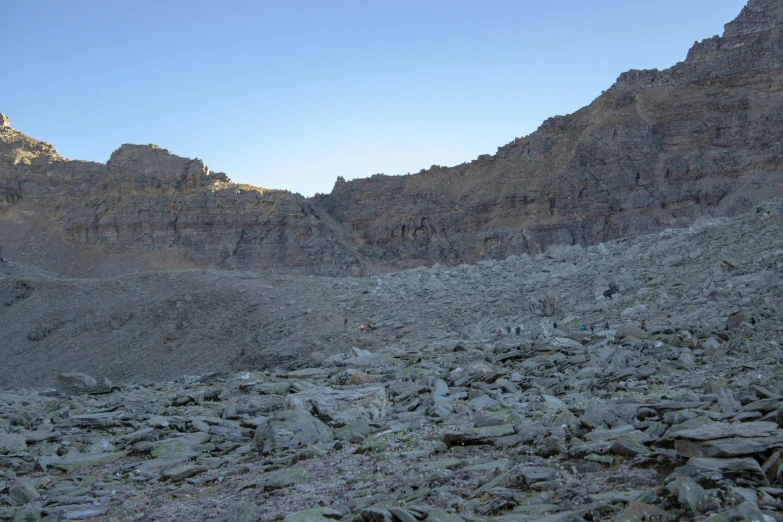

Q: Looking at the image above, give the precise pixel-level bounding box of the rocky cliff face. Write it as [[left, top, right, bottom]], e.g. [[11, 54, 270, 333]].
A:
[[314, 0, 783, 268], [0, 124, 367, 276], [1, 0, 782, 276]]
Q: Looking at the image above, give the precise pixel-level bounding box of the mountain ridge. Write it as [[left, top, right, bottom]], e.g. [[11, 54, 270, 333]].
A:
[[1, 0, 782, 276]]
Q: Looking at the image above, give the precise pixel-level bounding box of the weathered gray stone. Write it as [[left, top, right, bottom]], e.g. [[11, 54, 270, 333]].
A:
[[58, 505, 109, 519], [0, 433, 26, 454], [253, 409, 333, 454], [443, 424, 515, 446], [582, 404, 640, 427], [150, 432, 210, 458], [7, 479, 39, 506], [667, 476, 709, 513], [282, 507, 342, 522], [675, 433, 783, 458], [226, 502, 267, 522], [610, 435, 651, 457], [46, 451, 126, 472], [12, 507, 42, 522], [56, 373, 112, 394], [666, 422, 779, 441], [706, 501, 766, 522], [686, 457, 767, 483], [287, 385, 388, 426], [615, 501, 675, 522], [518, 466, 556, 486], [161, 464, 207, 482], [264, 468, 311, 490]]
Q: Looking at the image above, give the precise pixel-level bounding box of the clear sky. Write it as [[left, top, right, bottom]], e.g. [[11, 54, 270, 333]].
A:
[[1, 0, 748, 197]]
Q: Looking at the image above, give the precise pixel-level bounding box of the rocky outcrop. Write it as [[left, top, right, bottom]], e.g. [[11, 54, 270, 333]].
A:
[[1, 0, 783, 275]]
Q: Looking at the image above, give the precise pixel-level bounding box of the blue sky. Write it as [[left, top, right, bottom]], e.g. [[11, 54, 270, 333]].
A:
[[2, 0, 748, 196]]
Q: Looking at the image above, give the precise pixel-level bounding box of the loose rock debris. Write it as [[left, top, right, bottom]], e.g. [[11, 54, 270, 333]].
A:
[[1, 200, 783, 521]]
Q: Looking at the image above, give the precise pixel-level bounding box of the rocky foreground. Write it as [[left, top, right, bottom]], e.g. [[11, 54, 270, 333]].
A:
[[2, 200, 783, 521]]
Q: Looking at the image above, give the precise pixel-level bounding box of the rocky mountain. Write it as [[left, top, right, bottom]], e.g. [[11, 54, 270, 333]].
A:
[[314, 0, 783, 269], [4, 2, 783, 520], [2, 0, 783, 277]]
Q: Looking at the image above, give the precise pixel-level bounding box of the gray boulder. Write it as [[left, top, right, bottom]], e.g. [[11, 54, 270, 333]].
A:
[[56, 373, 112, 394], [253, 409, 333, 454], [286, 385, 388, 426], [0, 433, 26, 454], [7, 479, 39, 506], [226, 502, 266, 522]]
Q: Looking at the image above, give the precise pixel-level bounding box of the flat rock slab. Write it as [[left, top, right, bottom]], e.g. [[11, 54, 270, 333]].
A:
[[518, 466, 556, 485], [463, 458, 512, 472], [65, 412, 128, 429], [283, 507, 343, 522], [585, 425, 643, 441], [0, 433, 26, 453], [162, 464, 207, 482], [542, 395, 567, 410], [616, 501, 675, 522], [681, 457, 768, 485], [582, 404, 640, 427], [253, 409, 334, 454], [707, 501, 767, 522], [58, 505, 110, 519], [642, 401, 709, 411], [665, 421, 779, 441], [670, 476, 709, 513], [134, 456, 193, 476], [288, 385, 389, 426], [675, 433, 783, 458], [687, 457, 764, 474], [43, 451, 126, 472], [226, 502, 267, 522], [550, 337, 584, 350], [150, 432, 211, 458], [443, 424, 515, 446], [264, 467, 312, 490], [611, 435, 651, 457]]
